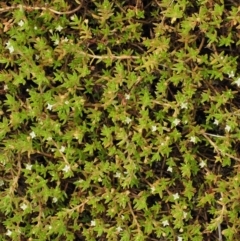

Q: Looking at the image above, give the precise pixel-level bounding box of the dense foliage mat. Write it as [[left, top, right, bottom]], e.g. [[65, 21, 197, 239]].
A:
[[0, 0, 240, 240]]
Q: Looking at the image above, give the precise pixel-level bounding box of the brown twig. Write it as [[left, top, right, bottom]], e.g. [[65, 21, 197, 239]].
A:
[[0, 3, 82, 15]]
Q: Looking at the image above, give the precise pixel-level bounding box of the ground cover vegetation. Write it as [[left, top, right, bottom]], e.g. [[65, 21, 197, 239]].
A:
[[0, 0, 240, 240]]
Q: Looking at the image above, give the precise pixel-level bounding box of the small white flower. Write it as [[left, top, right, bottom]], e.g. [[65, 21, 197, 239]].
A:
[[125, 117, 132, 124], [116, 226, 123, 232], [0, 180, 4, 186], [125, 94, 130, 100], [4, 85, 8, 91], [62, 37, 69, 43], [167, 166, 173, 172], [6, 230, 12, 236], [179, 228, 183, 232], [70, 15, 76, 21], [52, 197, 58, 203], [228, 71, 235, 78], [98, 177, 102, 182], [47, 103, 53, 110], [65, 100, 69, 104], [60, 146, 65, 152], [173, 193, 180, 200], [178, 236, 183, 241], [183, 211, 187, 219], [26, 164, 32, 170], [90, 220, 96, 226], [121, 215, 125, 220], [56, 25, 63, 32], [151, 125, 157, 132], [234, 77, 240, 87], [180, 102, 188, 109], [18, 20, 24, 27], [35, 54, 40, 60], [20, 203, 28, 211], [225, 125, 231, 132], [62, 165, 70, 173], [47, 136, 52, 141], [150, 186, 155, 193], [34, 26, 38, 30], [190, 136, 196, 143], [213, 119, 219, 125], [173, 118, 180, 126], [48, 225, 52, 230], [114, 172, 121, 178], [49, 29, 53, 34], [199, 160, 206, 168], [54, 39, 59, 46], [162, 220, 169, 227], [8, 45, 14, 53], [30, 131, 36, 139]]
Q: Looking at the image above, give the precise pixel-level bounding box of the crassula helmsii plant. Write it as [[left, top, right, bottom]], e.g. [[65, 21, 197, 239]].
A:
[[0, 0, 240, 240]]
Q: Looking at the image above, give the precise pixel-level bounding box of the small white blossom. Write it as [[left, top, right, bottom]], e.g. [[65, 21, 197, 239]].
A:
[[56, 25, 63, 32], [173, 118, 180, 126], [8, 45, 14, 53], [178, 236, 183, 241], [121, 215, 125, 220], [60, 146, 65, 152], [6, 230, 12, 236], [35, 54, 40, 60], [52, 197, 58, 203], [90, 220, 96, 226], [70, 15, 76, 21], [167, 166, 173, 172], [18, 20, 24, 27], [54, 39, 59, 46], [150, 186, 155, 193], [179, 228, 183, 232], [116, 226, 123, 232], [98, 177, 102, 182], [190, 136, 196, 143], [34, 26, 38, 30], [49, 29, 53, 34], [213, 119, 219, 125], [47, 136, 52, 141], [228, 71, 235, 78], [180, 102, 188, 109], [234, 77, 240, 87], [125, 117, 132, 124], [183, 211, 187, 219], [4, 85, 8, 91], [125, 93, 130, 100], [65, 100, 69, 104], [48, 225, 52, 230], [62, 165, 70, 173], [20, 203, 28, 211], [199, 160, 206, 168], [173, 193, 180, 200], [0, 180, 4, 186], [26, 164, 32, 171], [162, 220, 169, 227], [151, 125, 157, 132], [30, 131, 36, 139], [47, 103, 53, 110], [225, 125, 231, 132], [62, 37, 69, 43], [114, 172, 121, 178]]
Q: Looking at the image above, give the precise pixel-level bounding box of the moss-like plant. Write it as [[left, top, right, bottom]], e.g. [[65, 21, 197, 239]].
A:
[[0, 0, 240, 240]]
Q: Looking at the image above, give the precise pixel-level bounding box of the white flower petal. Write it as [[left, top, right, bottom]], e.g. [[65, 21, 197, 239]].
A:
[[90, 220, 96, 226], [173, 193, 180, 200], [162, 220, 169, 227]]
